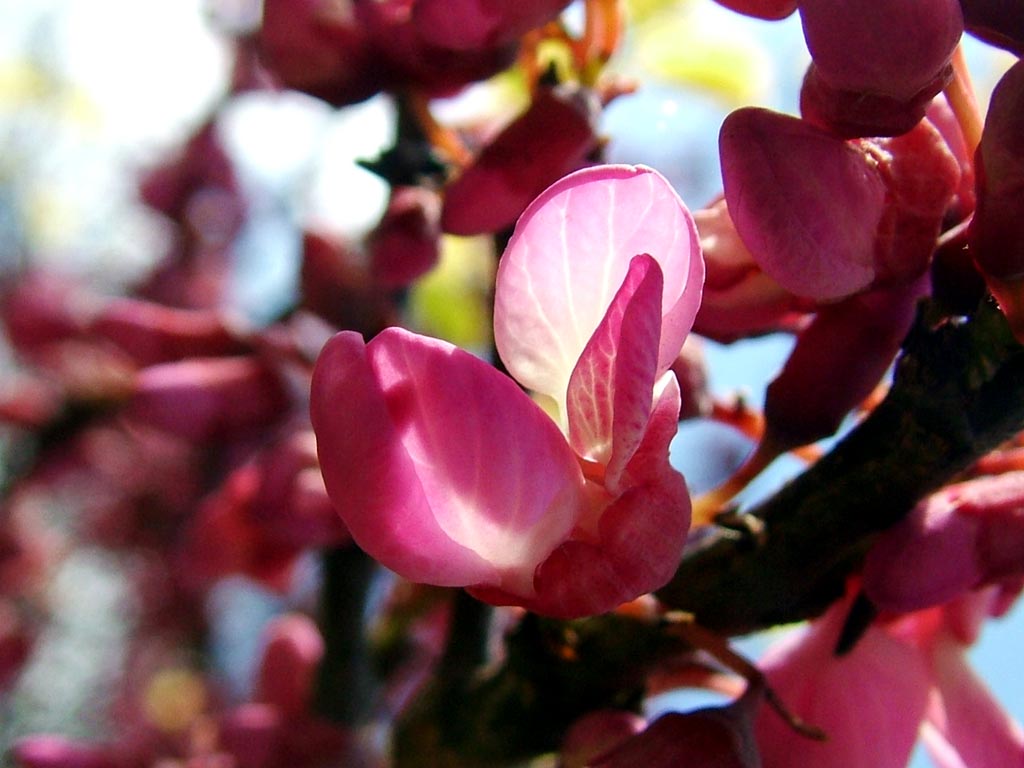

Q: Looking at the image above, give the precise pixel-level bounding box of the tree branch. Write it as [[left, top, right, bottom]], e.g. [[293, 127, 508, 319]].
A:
[[657, 299, 1024, 634]]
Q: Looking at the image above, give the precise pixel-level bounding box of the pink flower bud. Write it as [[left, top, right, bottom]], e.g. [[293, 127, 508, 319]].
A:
[[721, 109, 959, 302], [800, 62, 937, 139], [90, 298, 245, 367], [368, 186, 441, 288], [709, 0, 797, 19], [799, 0, 962, 104], [441, 84, 599, 236], [412, 0, 572, 52], [691, 199, 810, 342], [561, 710, 646, 768], [218, 704, 282, 768], [864, 472, 1024, 613], [592, 702, 761, 768], [972, 60, 1024, 281], [126, 357, 287, 442], [355, 0, 516, 97], [257, 0, 382, 106], [299, 231, 397, 334], [0, 272, 96, 357], [255, 613, 325, 718], [11, 736, 116, 768], [720, 108, 886, 301], [764, 279, 925, 451]]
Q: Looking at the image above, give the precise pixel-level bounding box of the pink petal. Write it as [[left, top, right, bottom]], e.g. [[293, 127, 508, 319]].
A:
[[311, 329, 585, 596], [755, 599, 931, 768], [567, 254, 662, 478], [494, 164, 703, 422], [412, 0, 571, 51], [798, 0, 962, 103], [720, 108, 886, 300], [924, 635, 1024, 767]]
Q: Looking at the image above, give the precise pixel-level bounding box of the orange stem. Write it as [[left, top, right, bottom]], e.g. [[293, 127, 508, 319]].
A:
[[944, 43, 983, 157]]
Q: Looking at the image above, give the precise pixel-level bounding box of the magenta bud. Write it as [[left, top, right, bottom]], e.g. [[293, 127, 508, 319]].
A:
[[218, 704, 283, 768], [368, 186, 441, 288], [800, 63, 936, 139], [864, 471, 1024, 613], [592, 704, 761, 767], [799, 0, 963, 103], [355, 0, 516, 97], [11, 736, 116, 768], [972, 60, 1024, 281], [250, 431, 349, 550], [0, 272, 96, 356], [412, 0, 572, 52], [561, 710, 646, 768], [257, 0, 383, 106], [299, 231, 397, 334], [126, 357, 287, 442], [709, 0, 797, 19], [255, 613, 325, 717], [764, 281, 924, 450], [719, 107, 886, 301], [441, 85, 599, 236], [90, 298, 245, 366]]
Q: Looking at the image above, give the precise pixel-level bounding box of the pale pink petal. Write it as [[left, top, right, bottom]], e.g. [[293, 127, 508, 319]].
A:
[[567, 254, 662, 476], [720, 107, 886, 300], [925, 635, 1024, 768], [755, 599, 931, 768], [494, 164, 702, 422], [311, 329, 586, 596]]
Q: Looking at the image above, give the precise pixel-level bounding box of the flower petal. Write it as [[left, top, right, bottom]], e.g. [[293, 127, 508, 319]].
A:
[[311, 328, 586, 595], [755, 598, 931, 768], [567, 254, 662, 476], [494, 164, 702, 423], [720, 107, 886, 300], [924, 635, 1024, 768]]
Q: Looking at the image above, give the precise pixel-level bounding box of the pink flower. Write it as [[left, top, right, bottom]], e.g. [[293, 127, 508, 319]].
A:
[[311, 164, 703, 618], [755, 597, 932, 768], [719, 108, 959, 302], [756, 590, 1024, 768], [864, 471, 1024, 614]]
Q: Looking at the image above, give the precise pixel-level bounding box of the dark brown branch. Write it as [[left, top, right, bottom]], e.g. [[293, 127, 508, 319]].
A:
[[657, 299, 1024, 634]]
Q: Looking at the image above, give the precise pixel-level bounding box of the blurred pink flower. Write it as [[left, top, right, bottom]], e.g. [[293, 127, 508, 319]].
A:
[[312, 164, 703, 617]]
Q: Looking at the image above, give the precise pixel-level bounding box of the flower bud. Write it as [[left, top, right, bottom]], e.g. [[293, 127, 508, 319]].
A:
[[412, 0, 572, 52], [441, 84, 599, 236], [126, 357, 287, 443], [258, 0, 382, 106], [11, 736, 116, 768], [368, 186, 441, 288], [799, 0, 962, 104], [710, 0, 797, 19], [864, 471, 1024, 613], [255, 613, 325, 718]]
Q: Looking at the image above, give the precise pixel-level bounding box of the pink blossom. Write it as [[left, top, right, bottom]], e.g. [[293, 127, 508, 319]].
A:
[[440, 84, 599, 236], [756, 591, 1024, 768], [710, 0, 797, 20], [864, 472, 1024, 614], [755, 597, 932, 768], [720, 108, 959, 302], [798, 0, 962, 104], [312, 164, 703, 617]]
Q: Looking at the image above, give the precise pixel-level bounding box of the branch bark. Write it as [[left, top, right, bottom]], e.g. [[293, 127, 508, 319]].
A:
[[657, 299, 1024, 634]]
